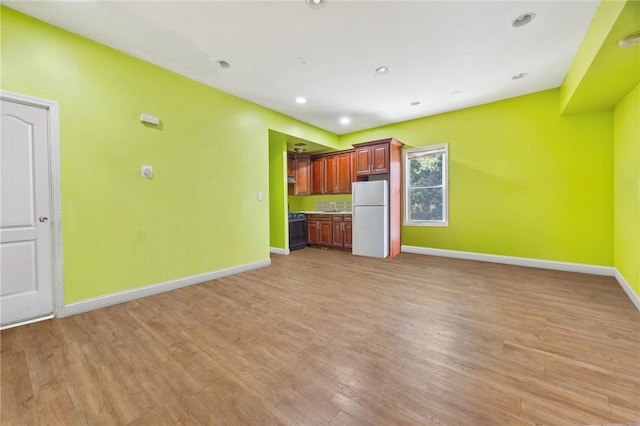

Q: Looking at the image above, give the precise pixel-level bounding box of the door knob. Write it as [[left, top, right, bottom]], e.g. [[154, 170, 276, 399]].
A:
[[39, 217, 48, 223]]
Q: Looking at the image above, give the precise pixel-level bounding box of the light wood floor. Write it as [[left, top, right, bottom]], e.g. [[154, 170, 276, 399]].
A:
[[2, 249, 639, 425]]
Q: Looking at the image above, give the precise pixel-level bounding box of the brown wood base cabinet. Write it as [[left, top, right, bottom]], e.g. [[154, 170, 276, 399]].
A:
[[307, 214, 332, 246], [333, 214, 352, 249], [307, 214, 352, 249]]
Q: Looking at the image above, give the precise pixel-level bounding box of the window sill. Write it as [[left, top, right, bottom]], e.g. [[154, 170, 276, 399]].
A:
[[404, 220, 449, 227]]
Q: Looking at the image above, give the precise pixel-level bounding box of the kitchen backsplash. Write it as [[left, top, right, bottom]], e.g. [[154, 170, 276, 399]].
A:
[[288, 194, 352, 212], [316, 200, 352, 212]]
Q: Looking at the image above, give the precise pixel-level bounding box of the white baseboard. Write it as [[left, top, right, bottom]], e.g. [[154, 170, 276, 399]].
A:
[[270, 247, 290, 255], [0, 314, 54, 331], [401, 245, 615, 276], [62, 259, 271, 318], [401, 245, 640, 311], [614, 269, 640, 311]]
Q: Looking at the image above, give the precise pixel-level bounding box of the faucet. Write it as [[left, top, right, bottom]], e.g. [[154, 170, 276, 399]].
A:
[[329, 202, 337, 212]]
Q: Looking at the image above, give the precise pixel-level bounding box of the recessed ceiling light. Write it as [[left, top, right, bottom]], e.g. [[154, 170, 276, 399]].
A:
[[295, 97, 307, 104], [306, 0, 325, 9], [375, 66, 390, 75], [619, 31, 640, 48], [451, 90, 462, 96], [512, 73, 528, 80], [410, 101, 421, 106], [216, 60, 231, 69], [512, 13, 536, 27], [340, 117, 351, 125]]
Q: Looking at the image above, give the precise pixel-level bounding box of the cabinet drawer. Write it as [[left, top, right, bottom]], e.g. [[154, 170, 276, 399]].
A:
[[307, 214, 332, 222], [332, 215, 343, 221]]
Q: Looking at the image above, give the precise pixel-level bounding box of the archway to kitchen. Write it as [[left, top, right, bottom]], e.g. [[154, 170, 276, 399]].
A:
[[268, 129, 341, 255]]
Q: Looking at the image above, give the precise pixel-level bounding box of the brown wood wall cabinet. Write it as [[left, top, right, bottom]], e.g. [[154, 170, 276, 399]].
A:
[[311, 156, 325, 195], [352, 138, 404, 258], [354, 141, 390, 176], [335, 151, 352, 194], [350, 151, 358, 186], [289, 155, 311, 196], [309, 150, 354, 195], [287, 155, 294, 178], [325, 155, 337, 194], [307, 214, 352, 249]]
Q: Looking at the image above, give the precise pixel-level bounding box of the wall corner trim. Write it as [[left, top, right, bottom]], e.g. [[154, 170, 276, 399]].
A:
[[61, 259, 271, 317], [401, 245, 639, 311], [614, 269, 640, 311], [270, 247, 290, 255]]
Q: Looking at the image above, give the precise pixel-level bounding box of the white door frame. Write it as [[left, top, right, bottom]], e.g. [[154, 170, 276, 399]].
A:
[[1, 90, 64, 320]]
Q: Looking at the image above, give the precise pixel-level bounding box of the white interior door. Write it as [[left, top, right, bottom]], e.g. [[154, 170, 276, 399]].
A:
[[1, 99, 53, 326]]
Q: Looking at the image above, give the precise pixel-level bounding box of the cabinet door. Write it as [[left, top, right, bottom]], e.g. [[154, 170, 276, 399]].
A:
[[350, 151, 358, 187], [294, 156, 311, 196], [287, 155, 294, 178], [332, 220, 344, 247], [307, 219, 319, 244], [311, 157, 325, 195], [344, 216, 352, 248], [371, 143, 390, 174], [355, 147, 372, 176], [336, 152, 351, 193], [325, 155, 337, 194], [318, 221, 332, 245]]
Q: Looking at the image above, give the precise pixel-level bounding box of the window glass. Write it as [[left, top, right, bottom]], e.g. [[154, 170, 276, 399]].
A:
[[404, 144, 448, 226]]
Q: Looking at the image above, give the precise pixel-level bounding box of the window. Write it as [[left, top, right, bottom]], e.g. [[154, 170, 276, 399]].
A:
[[403, 143, 448, 226]]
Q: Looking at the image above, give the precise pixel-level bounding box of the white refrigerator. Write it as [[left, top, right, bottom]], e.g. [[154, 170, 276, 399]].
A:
[[352, 180, 389, 258]]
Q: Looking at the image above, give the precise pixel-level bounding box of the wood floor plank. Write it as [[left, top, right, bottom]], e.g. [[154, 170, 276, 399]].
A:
[[2, 248, 639, 425]]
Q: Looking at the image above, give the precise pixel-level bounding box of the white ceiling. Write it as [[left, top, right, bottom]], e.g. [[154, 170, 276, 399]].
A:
[[6, 0, 600, 135]]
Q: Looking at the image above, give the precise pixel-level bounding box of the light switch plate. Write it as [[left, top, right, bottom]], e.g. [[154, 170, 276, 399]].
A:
[[257, 192, 263, 201], [141, 165, 153, 178]]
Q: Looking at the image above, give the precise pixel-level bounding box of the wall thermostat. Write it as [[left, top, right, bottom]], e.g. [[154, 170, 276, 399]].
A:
[[140, 113, 160, 126]]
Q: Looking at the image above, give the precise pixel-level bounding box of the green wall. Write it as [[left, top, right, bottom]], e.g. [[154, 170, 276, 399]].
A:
[[269, 131, 287, 250], [341, 89, 614, 266], [614, 84, 640, 295], [1, 7, 335, 302], [560, 0, 632, 114], [558, 0, 639, 299], [3, 4, 637, 306]]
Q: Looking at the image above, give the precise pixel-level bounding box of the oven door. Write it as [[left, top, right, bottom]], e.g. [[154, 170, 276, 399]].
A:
[[289, 218, 307, 251]]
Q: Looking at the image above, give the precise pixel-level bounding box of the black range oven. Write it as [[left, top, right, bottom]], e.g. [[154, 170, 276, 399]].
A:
[[288, 212, 307, 251]]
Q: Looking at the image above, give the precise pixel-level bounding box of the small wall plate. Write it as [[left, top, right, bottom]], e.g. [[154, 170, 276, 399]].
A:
[[141, 165, 153, 178]]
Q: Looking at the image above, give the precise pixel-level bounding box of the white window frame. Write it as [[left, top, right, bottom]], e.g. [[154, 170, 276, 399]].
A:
[[403, 143, 449, 227]]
